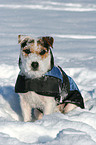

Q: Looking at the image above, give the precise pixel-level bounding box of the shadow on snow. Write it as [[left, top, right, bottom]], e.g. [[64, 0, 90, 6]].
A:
[[0, 85, 23, 121]]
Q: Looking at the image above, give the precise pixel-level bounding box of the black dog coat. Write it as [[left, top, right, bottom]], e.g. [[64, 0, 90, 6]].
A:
[[15, 66, 84, 109]]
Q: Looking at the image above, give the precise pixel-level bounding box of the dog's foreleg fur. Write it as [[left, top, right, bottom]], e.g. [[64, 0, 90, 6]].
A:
[[19, 94, 32, 122], [43, 97, 59, 115], [19, 92, 59, 121]]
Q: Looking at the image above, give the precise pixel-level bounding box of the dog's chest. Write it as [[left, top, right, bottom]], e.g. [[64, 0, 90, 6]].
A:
[[19, 91, 52, 109]]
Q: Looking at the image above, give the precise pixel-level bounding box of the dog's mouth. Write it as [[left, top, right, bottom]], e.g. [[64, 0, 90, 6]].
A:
[[31, 61, 39, 71]]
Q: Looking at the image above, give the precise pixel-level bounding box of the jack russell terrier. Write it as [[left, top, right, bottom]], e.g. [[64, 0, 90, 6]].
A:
[[15, 35, 84, 122]]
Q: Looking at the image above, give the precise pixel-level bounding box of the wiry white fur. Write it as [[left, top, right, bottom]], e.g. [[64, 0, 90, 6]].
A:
[[20, 49, 51, 78]]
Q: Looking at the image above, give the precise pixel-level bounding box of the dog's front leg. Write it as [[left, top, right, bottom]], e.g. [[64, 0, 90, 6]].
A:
[[19, 94, 32, 122], [43, 97, 59, 115]]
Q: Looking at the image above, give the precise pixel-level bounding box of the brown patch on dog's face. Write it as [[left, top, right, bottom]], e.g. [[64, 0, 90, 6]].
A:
[[19, 36, 54, 59], [22, 45, 49, 59]]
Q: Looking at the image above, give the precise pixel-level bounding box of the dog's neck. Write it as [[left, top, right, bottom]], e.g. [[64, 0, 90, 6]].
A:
[[19, 65, 54, 79]]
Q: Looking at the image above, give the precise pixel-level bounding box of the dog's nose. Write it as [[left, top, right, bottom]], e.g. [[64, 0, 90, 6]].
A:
[[31, 62, 39, 70]]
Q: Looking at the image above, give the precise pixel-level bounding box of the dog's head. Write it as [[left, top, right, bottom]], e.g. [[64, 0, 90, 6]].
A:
[[18, 35, 54, 78]]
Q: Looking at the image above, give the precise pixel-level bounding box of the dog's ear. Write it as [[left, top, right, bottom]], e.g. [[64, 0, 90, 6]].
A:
[[42, 36, 54, 49], [18, 35, 27, 43]]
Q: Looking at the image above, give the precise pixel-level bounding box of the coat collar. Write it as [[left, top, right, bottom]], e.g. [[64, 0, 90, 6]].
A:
[[45, 66, 63, 83]]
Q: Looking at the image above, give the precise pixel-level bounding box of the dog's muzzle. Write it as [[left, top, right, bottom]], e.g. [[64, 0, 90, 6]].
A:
[[31, 61, 39, 70]]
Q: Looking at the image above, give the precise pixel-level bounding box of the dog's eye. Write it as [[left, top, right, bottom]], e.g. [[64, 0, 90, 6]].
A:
[[23, 49, 31, 54], [40, 50, 46, 55], [21, 40, 28, 48]]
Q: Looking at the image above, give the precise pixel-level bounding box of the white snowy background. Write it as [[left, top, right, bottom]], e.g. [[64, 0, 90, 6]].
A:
[[0, 0, 96, 144]]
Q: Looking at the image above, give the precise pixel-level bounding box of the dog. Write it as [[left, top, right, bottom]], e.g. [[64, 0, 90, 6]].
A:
[[15, 35, 84, 122]]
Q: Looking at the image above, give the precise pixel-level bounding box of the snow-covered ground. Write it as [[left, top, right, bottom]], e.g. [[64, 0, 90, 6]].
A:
[[0, 0, 96, 144]]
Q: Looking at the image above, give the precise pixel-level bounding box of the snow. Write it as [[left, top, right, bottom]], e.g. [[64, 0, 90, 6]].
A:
[[0, 0, 96, 144]]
